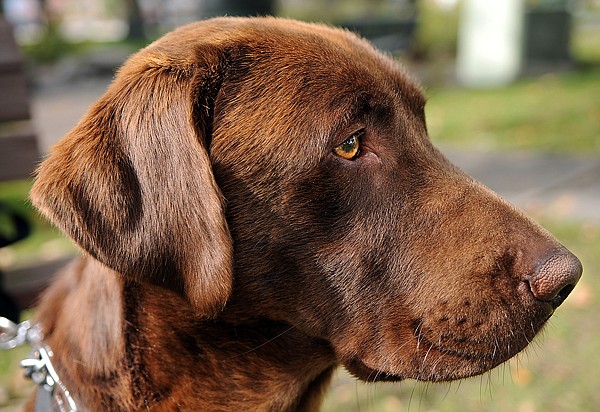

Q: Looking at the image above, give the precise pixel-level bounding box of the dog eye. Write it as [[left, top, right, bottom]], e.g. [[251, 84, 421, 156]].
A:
[[334, 130, 364, 160]]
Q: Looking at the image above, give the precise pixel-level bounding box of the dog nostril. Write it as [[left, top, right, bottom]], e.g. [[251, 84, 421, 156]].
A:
[[554, 283, 575, 306], [528, 251, 583, 308]]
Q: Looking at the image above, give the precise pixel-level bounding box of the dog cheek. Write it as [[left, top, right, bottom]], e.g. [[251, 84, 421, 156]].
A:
[[307, 223, 403, 334]]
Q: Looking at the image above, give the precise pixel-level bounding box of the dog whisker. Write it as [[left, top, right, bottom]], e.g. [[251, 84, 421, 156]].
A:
[[224, 324, 297, 360]]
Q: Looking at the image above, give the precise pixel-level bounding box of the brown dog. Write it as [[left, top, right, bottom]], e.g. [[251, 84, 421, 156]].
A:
[[30, 17, 582, 411]]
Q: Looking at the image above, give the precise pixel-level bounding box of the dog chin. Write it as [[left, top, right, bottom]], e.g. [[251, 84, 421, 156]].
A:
[[343, 339, 526, 384], [344, 356, 495, 384], [344, 357, 406, 382]]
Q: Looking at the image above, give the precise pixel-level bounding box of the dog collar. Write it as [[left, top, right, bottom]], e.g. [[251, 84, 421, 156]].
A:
[[0, 317, 78, 412], [22, 343, 79, 412]]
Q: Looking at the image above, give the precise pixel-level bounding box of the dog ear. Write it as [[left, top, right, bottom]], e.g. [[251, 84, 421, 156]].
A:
[[30, 45, 233, 316]]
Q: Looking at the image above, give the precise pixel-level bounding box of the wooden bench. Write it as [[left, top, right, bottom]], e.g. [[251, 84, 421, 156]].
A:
[[0, 18, 39, 180], [0, 17, 63, 310]]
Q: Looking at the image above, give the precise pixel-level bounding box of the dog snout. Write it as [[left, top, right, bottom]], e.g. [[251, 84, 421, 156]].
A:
[[527, 249, 582, 309]]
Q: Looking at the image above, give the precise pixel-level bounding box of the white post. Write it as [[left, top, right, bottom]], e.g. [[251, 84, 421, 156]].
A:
[[456, 0, 524, 87]]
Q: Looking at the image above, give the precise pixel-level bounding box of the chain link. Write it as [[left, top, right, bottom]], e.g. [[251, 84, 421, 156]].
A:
[[0, 317, 40, 350], [21, 346, 78, 412]]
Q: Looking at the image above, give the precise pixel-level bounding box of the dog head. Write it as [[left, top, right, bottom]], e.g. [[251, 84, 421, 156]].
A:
[[31, 17, 582, 382]]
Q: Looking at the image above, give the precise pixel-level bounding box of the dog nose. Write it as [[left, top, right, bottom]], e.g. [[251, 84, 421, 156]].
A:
[[528, 250, 582, 309]]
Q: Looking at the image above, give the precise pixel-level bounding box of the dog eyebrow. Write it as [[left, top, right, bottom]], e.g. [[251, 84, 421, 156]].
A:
[[323, 92, 394, 147], [323, 94, 370, 140], [341, 93, 394, 129]]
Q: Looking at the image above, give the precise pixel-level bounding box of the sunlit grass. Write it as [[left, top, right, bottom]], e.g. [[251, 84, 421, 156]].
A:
[[0, 180, 75, 269], [426, 68, 600, 154]]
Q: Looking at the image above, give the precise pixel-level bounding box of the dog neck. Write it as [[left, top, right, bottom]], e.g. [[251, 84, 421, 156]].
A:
[[35, 256, 337, 411]]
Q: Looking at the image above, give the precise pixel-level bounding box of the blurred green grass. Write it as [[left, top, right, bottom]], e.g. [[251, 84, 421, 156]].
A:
[[0, 181, 75, 269], [426, 68, 600, 154]]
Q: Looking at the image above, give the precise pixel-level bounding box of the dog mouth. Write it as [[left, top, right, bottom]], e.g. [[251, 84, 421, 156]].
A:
[[343, 342, 507, 384], [344, 333, 532, 384], [342, 296, 555, 383]]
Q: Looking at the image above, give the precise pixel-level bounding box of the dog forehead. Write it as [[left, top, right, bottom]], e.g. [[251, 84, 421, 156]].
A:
[[247, 21, 425, 128], [183, 18, 426, 171], [148, 17, 424, 114]]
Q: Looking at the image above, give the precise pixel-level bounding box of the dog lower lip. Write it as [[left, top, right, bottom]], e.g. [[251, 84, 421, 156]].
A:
[[345, 358, 404, 382]]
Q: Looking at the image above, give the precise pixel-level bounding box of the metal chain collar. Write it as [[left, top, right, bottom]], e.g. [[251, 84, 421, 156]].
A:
[[0, 317, 38, 350], [0, 316, 78, 412]]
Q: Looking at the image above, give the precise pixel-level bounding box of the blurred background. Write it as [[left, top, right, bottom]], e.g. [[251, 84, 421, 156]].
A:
[[0, 0, 599, 411]]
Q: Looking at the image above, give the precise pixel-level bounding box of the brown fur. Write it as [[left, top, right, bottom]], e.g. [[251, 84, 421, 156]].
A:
[[29, 17, 581, 411]]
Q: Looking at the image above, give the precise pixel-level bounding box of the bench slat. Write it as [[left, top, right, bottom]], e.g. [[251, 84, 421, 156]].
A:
[[0, 18, 30, 123], [0, 129, 40, 181], [0, 71, 31, 123], [0, 19, 23, 69]]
